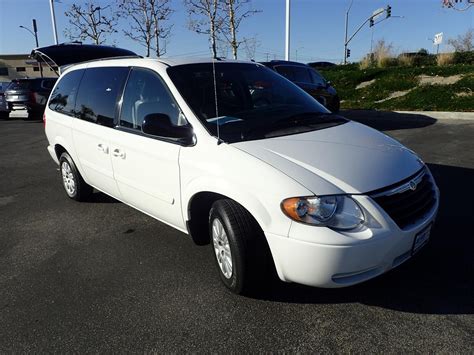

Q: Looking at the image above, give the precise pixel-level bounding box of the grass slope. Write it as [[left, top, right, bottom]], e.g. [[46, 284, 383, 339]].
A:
[[319, 64, 474, 112]]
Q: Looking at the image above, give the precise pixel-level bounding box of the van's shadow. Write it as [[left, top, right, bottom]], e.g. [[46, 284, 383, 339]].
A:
[[88, 191, 120, 203], [256, 163, 474, 315], [340, 109, 437, 131]]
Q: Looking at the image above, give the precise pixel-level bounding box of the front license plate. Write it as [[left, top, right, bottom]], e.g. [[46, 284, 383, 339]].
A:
[[412, 224, 431, 254]]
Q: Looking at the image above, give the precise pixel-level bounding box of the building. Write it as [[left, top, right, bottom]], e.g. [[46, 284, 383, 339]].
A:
[[0, 54, 57, 82]]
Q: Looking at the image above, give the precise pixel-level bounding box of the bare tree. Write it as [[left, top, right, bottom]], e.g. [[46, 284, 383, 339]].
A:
[[184, 0, 222, 58], [442, 0, 473, 11], [242, 36, 258, 60], [64, 2, 118, 45], [119, 0, 153, 56], [119, 0, 173, 57], [216, 38, 230, 58], [151, 0, 173, 57], [221, 0, 260, 59], [447, 29, 474, 52]]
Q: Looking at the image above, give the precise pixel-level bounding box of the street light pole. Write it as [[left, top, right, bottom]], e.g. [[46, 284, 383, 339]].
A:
[[285, 0, 290, 61], [19, 20, 43, 77], [344, 0, 354, 65], [32, 19, 39, 47], [49, 0, 59, 45]]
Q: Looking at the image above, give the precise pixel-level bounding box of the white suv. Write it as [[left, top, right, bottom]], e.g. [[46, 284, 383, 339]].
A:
[[36, 44, 439, 295]]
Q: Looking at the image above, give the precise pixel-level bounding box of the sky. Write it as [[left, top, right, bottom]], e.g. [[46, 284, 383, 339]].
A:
[[0, 0, 473, 63]]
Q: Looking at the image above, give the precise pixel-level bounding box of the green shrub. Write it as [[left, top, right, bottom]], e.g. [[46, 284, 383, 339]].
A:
[[453, 51, 474, 65], [412, 54, 436, 66]]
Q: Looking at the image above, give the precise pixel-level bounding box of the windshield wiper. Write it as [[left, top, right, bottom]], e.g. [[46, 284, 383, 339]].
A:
[[272, 111, 337, 125]]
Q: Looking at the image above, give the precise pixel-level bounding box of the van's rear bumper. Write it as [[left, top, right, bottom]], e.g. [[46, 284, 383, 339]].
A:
[[47, 145, 59, 165]]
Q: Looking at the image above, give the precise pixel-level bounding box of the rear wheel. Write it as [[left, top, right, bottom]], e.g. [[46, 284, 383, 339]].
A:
[[59, 152, 92, 201], [209, 199, 271, 295]]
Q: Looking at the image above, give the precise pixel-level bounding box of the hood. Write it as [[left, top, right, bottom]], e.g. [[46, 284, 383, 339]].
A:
[[31, 43, 139, 75], [233, 121, 424, 195]]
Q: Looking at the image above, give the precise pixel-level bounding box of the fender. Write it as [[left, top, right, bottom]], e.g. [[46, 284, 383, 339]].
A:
[[182, 175, 274, 233]]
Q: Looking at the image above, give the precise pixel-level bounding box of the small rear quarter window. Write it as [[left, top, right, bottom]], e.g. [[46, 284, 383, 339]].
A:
[[48, 69, 84, 115]]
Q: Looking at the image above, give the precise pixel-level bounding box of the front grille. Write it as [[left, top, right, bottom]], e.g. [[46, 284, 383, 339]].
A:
[[370, 168, 436, 229]]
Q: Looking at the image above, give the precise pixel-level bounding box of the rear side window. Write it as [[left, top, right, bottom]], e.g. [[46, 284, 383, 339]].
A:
[[7, 80, 31, 90], [276, 66, 312, 84], [275, 66, 295, 81], [291, 67, 312, 84], [41, 79, 56, 90], [75, 67, 129, 127], [49, 69, 84, 115], [310, 70, 326, 86]]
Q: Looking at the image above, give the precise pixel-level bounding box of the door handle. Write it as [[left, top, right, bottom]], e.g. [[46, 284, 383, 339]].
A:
[[112, 148, 126, 159], [97, 143, 109, 154]]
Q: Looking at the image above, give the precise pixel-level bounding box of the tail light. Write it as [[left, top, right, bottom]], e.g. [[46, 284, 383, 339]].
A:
[[43, 112, 46, 128], [29, 91, 37, 103]]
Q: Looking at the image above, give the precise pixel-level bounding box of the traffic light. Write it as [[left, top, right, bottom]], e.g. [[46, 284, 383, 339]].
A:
[[386, 5, 392, 18], [346, 48, 351, 58], [369, 17, 374, 27]]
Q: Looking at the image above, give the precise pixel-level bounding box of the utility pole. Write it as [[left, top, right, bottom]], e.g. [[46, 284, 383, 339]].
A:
[[285, 0, 290, 61], [49, 0, 59, 44]]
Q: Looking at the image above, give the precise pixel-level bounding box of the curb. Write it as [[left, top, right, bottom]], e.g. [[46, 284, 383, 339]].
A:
[[394, 111, 474, 120], [341, 109, 474, 121]]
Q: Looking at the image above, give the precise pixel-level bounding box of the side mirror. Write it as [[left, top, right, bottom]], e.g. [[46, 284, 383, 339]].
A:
[[326, 81, 332, 87], [142, 113, 195, 145]]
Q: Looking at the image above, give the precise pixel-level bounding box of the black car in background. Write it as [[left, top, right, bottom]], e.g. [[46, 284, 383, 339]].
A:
[[4, 78, 57, 118], [0, 82, 11, 118], [261, 60, 340, 113]]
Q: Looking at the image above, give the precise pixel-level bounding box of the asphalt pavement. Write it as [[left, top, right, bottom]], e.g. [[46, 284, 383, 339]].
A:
[[0, 110, 473, 352]]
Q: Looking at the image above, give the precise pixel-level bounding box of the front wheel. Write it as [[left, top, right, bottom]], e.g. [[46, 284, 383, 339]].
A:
[[328, 96, 340, 113], [210, 199, 271, 295], [59, 152, 93, 201]]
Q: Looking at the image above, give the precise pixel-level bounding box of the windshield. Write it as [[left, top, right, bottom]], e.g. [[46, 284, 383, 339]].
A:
[[167, 63, 346, 143]]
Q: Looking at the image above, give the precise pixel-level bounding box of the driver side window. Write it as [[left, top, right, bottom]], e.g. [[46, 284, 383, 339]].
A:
[[119, 68, 186, 131]]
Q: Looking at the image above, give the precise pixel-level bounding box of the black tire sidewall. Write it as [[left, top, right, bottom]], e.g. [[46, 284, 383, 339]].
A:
[[209, 204, 245, 293]]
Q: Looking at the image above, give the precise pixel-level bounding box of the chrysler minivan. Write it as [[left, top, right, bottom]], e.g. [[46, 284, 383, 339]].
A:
[[34, 44, 439, 295]]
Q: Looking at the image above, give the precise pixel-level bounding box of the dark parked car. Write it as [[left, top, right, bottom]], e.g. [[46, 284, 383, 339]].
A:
[[307, 61, 337, 68], [261, 60, 340, 113], [0, 81, 11, 118], [4, 78, 57, 118]]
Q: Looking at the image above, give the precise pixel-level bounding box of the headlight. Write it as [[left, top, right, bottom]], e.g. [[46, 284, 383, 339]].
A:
[[281, 195, 364, 230]]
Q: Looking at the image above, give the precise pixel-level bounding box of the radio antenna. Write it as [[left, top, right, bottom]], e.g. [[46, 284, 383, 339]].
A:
[[211, 57, 221, 145]]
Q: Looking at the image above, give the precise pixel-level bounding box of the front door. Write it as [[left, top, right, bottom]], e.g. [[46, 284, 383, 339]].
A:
[[109, 67, 185, 230]]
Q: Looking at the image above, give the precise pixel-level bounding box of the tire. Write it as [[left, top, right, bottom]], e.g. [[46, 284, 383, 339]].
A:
[[209, 199, 272, 295], [59, 152, 93, 201], [329, 96, 340, 113]]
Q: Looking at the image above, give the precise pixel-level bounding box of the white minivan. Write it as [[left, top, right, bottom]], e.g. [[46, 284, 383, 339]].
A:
[[34, 44, 439, 294]]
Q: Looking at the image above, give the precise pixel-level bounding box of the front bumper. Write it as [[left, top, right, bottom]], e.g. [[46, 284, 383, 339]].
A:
[[265, 192, 439, 288]]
